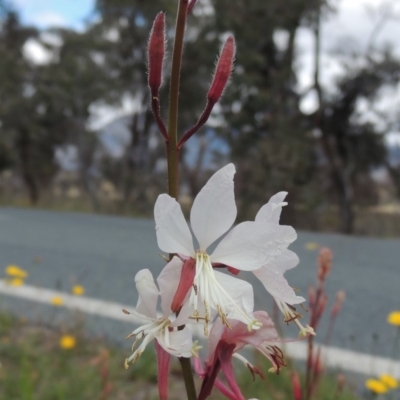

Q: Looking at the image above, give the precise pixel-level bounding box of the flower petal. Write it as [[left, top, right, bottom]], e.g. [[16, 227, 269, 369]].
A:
[[255, 192, 288, 224], [156, 326, 193, 358], [230, 311, 280, 351], [135, 269, 159, 318], [274, 249, 299, 271], [154, 194, 195, 255], [214, 270, 255, 325], [190, 164, 236, 250], [218, 342, 246, 400], [253, 265, 305, 305], [157, 256, 184, 317], [211, 221, 297, 271]]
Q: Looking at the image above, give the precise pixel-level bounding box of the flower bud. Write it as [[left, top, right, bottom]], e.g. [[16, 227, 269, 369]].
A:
[[331, 290, 345, 316], [171, 258, 196, 313], [291, 372, 302, 400], [207, 36, 235, 104], [337, 374, 346, 392], [317, 247, 333, 282], [308, 285, 315, 309], [315, 294, 328, 323], [148, 12, 166, 91]]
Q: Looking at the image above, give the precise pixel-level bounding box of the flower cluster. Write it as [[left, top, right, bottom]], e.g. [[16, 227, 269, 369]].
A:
[[123, 164, 314, 399]]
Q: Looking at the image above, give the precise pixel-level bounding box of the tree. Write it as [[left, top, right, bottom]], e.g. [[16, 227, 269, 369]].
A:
[[205, 0, 323, 221], [311, 1, 400, 232], [93, 1, 221, 184], [0, 9, 44, 203]]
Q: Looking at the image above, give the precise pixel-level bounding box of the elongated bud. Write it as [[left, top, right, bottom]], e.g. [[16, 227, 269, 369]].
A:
[[291, 372, 303, 400], [155, 340, 171, 400], [148, 12, 166, 91], [315, 294, 328, 323], [337, 374, 346, 393], [207, 36, 235, 104], [308, 285, 315, 309], [331, 290, 345, 316], [317, 248, 333, 282], [171, 258, 196, 312], [313, 347, 323, 375]]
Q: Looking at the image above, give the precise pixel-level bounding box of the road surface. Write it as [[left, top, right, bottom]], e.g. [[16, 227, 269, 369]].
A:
[[0, 207, 399, 360]]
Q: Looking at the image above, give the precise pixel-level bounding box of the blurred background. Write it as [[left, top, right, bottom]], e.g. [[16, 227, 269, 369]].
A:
[[1, 0, 400, 236], [1, 2, 400, 399]]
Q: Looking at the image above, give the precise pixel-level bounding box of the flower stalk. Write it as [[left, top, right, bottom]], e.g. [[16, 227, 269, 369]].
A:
[[166, 0, 196, 398], [166, 0, 189, 200]]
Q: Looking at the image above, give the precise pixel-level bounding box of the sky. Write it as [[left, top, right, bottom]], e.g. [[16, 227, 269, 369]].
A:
[[11, 0, 400, 144], [12, 0, 95, 30]]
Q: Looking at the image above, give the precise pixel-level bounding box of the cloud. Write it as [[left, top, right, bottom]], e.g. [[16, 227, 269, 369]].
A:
[[22, 38, 53, 65], [30, 11, 67, 28]]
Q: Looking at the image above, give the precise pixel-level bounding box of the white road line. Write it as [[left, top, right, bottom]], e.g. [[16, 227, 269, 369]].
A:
[[1, 281, 399, 379], [0, 280, 139, 323]]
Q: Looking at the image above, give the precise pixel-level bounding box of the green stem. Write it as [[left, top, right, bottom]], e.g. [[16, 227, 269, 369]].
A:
[[179, 357, 197, 400], [166, 0, 188, 199], [167, 1, 197, 399]]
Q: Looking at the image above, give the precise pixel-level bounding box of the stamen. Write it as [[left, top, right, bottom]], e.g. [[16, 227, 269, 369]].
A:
[[276, 299, 315, 337], [131, 335, 140, 351], [217, 305, 232, 329], [191, 340, 202, 357], [193, 251, 259, 333]]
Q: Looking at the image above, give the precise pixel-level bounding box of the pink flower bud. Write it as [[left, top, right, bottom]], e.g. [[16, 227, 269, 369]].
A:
[[171, 258, 196, 313], [148, 12, 166, 91], [207, 36, 235, 104], [315, 294, 328, 323], [331, 290, 346, 316], [317, 247, 333, 282], [291, 372, 303, 400], [337, 374, 346, 392], [308, 285, 316, 309]]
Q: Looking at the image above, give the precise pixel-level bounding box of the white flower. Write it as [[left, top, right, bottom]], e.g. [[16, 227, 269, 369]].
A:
[[253, 192, 314, 337], [124, 257, 193, 368], [154, 164, 296, 335]]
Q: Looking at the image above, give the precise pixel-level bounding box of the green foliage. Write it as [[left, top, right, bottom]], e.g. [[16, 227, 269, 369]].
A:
[[0, 312, 360, 400]]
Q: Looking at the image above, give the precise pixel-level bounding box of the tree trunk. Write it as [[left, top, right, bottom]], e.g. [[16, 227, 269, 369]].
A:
[[16, 126, 39, 204], [312, 7, 354, 234]]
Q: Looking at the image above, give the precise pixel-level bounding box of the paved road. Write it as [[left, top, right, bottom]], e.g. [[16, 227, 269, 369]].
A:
[[0, 207, 399, 358]]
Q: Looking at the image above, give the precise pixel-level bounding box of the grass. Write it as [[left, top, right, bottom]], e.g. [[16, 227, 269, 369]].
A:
[[0, 311, 362, 400], [0, 312, 166, 400]]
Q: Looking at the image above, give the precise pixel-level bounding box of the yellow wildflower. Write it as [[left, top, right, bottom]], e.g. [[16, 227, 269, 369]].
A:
[[365, 379, 388, 394], [387, 311, 400, 326], [72, 285, 84, 296], [380, 374, 398, 389], [5, 278, 24, 286], [50, 296, 64, 306], [59, 335, 76, 349], [305, 242, 319, 250], [5, 265, 28, 279]]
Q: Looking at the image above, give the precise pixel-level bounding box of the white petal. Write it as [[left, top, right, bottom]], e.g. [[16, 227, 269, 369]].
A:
[[190, 164, 236, 250], [135, 269, 159, 318], [156, 326, 193, 358], [214, 270, 255, 324], [154, 194, 195, 255], [274, 250, 299, 272], [157, 256, 184, 317], [253, 265, 305, 305], [211, 221, 297, 271], [255, 192, 288, 224]]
